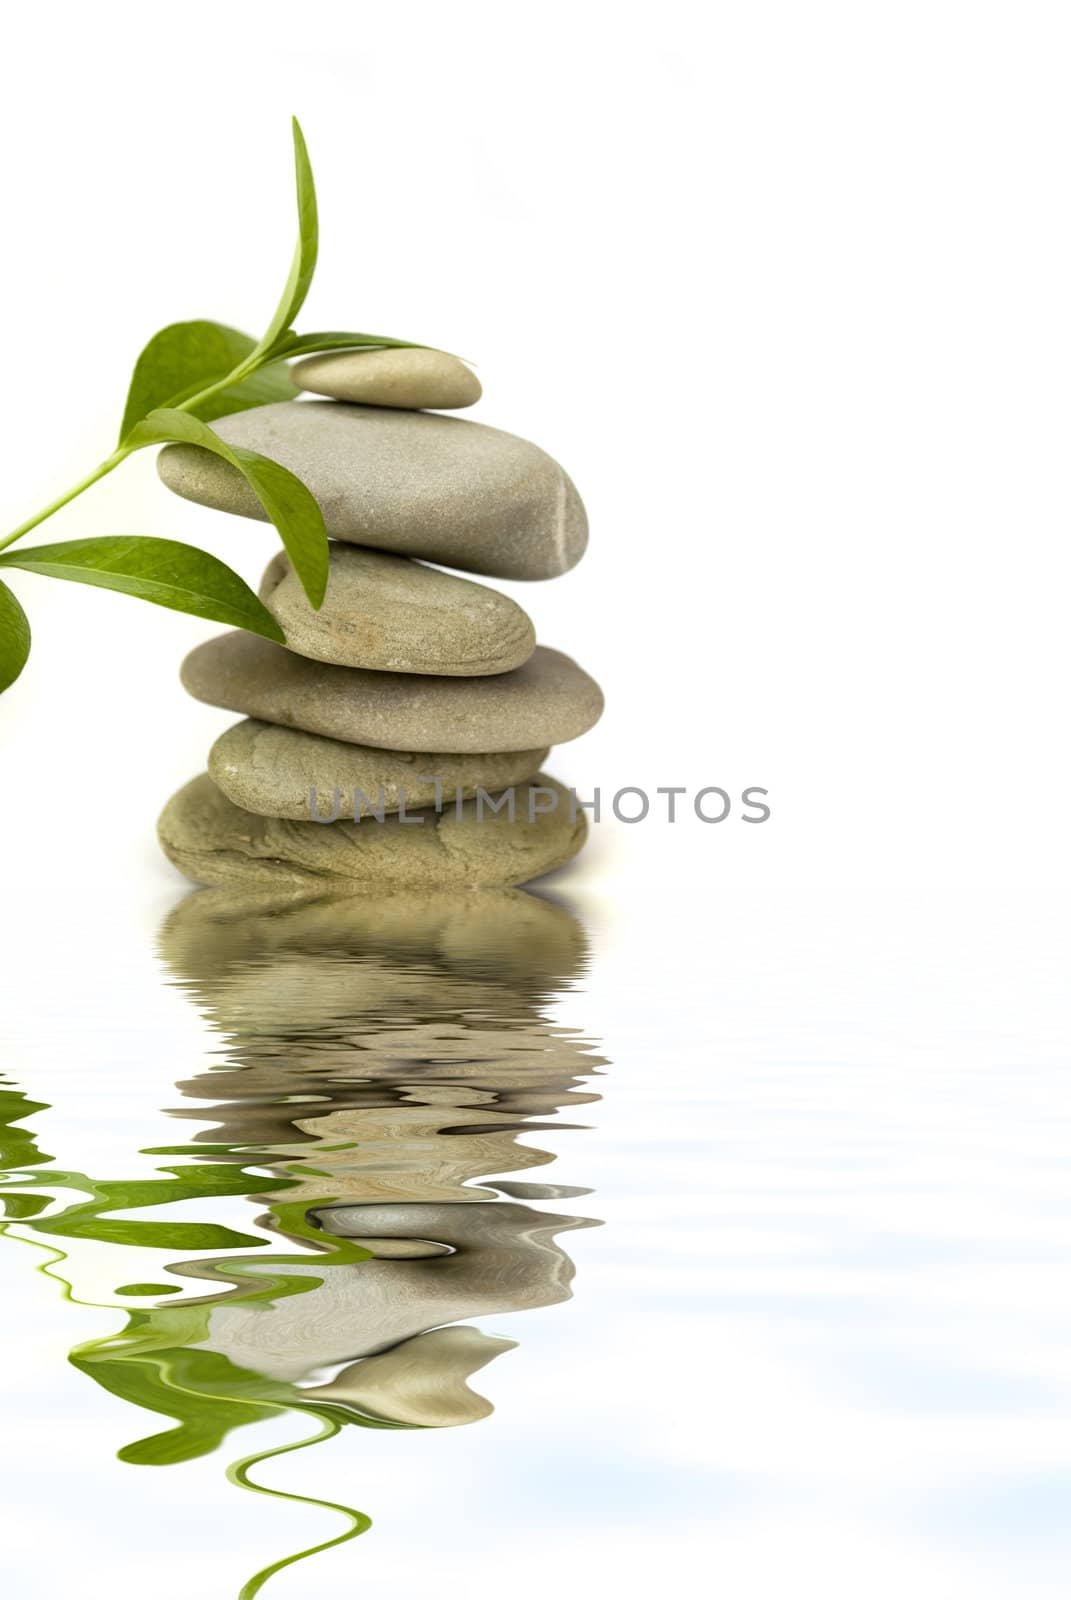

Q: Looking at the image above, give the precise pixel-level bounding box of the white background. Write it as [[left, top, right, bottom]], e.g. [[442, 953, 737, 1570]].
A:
[[2, 7, 1071, 1599]]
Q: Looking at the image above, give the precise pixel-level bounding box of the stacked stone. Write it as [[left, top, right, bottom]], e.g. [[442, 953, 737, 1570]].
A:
[[155, 348, 603, 892]]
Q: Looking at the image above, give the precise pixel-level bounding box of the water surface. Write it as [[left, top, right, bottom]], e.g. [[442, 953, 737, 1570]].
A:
[[4, 887, 1071, 1599], [1, 886, 605, 1596]]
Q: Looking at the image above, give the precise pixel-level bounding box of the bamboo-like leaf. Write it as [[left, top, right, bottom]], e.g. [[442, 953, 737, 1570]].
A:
[[0, 579, 31, 692], [0, 538, 285, 642], [119, 321, 297, 442], [127, 408, 329, 608], [254, 117, 319, 357], [277, 329, 434, 358]]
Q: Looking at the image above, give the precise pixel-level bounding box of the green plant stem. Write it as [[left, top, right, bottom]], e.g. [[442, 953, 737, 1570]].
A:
[[172, 355, 265, 417], [0, 333, 410, 562], [0, 349, 272, 558], [229, 1411, 371, 1600], [0, 448, 131, 555]]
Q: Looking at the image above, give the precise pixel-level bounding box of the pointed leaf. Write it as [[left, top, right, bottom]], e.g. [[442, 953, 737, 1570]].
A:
[[199, 357, 298, 420], [0, 578, 31, 693], [128, 408, 328, 608], [119, 320, 298, 441], [0, 538, 285, 642], [163, 358, 299, 424], [278, 329, 435, 358], [254, 117, 318, 357], [121, 320, 252, 438]]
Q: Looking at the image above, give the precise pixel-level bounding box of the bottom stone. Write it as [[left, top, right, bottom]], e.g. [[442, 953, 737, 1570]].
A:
[[158, 772, 587, 891]]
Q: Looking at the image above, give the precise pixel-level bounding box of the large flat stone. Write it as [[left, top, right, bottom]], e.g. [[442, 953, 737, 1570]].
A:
[[157, 401, 587, 580], [181, 633, 604, 752], [158, 771, 587, 890]]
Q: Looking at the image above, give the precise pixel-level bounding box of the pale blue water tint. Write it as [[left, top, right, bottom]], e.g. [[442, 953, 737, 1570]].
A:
[[1, 886, 1070, 1599]]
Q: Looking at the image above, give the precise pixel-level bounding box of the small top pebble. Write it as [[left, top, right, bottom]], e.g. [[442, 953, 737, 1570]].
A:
[[292, 347, 482, 410]]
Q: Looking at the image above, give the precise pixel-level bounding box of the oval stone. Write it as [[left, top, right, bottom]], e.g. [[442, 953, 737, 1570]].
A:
[[209, 719, 548, 820], [292, 347, 482, 410], [156, 401, 588, 580], [259, 545, 535, 675], [181, 634, 604, 753], [157, 772, 587, 890]]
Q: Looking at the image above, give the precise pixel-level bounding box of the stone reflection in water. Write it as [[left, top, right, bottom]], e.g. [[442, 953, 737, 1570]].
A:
[[157, 885, 605, 1431]]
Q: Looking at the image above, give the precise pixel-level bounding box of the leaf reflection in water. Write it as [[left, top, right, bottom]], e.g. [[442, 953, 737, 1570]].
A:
[[0, 887, 604, 1597]]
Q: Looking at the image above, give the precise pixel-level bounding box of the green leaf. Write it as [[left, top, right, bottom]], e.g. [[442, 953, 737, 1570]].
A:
[[0, 537, 285, 642], [71, 1343, 288, 1467], [278, 329, 434, 358], [128, 408, 329, 608], [119, 320, 298, 441], [202, 357, 298, 418], [0, 578, 31, 692], [254, 117, 319, 358]]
